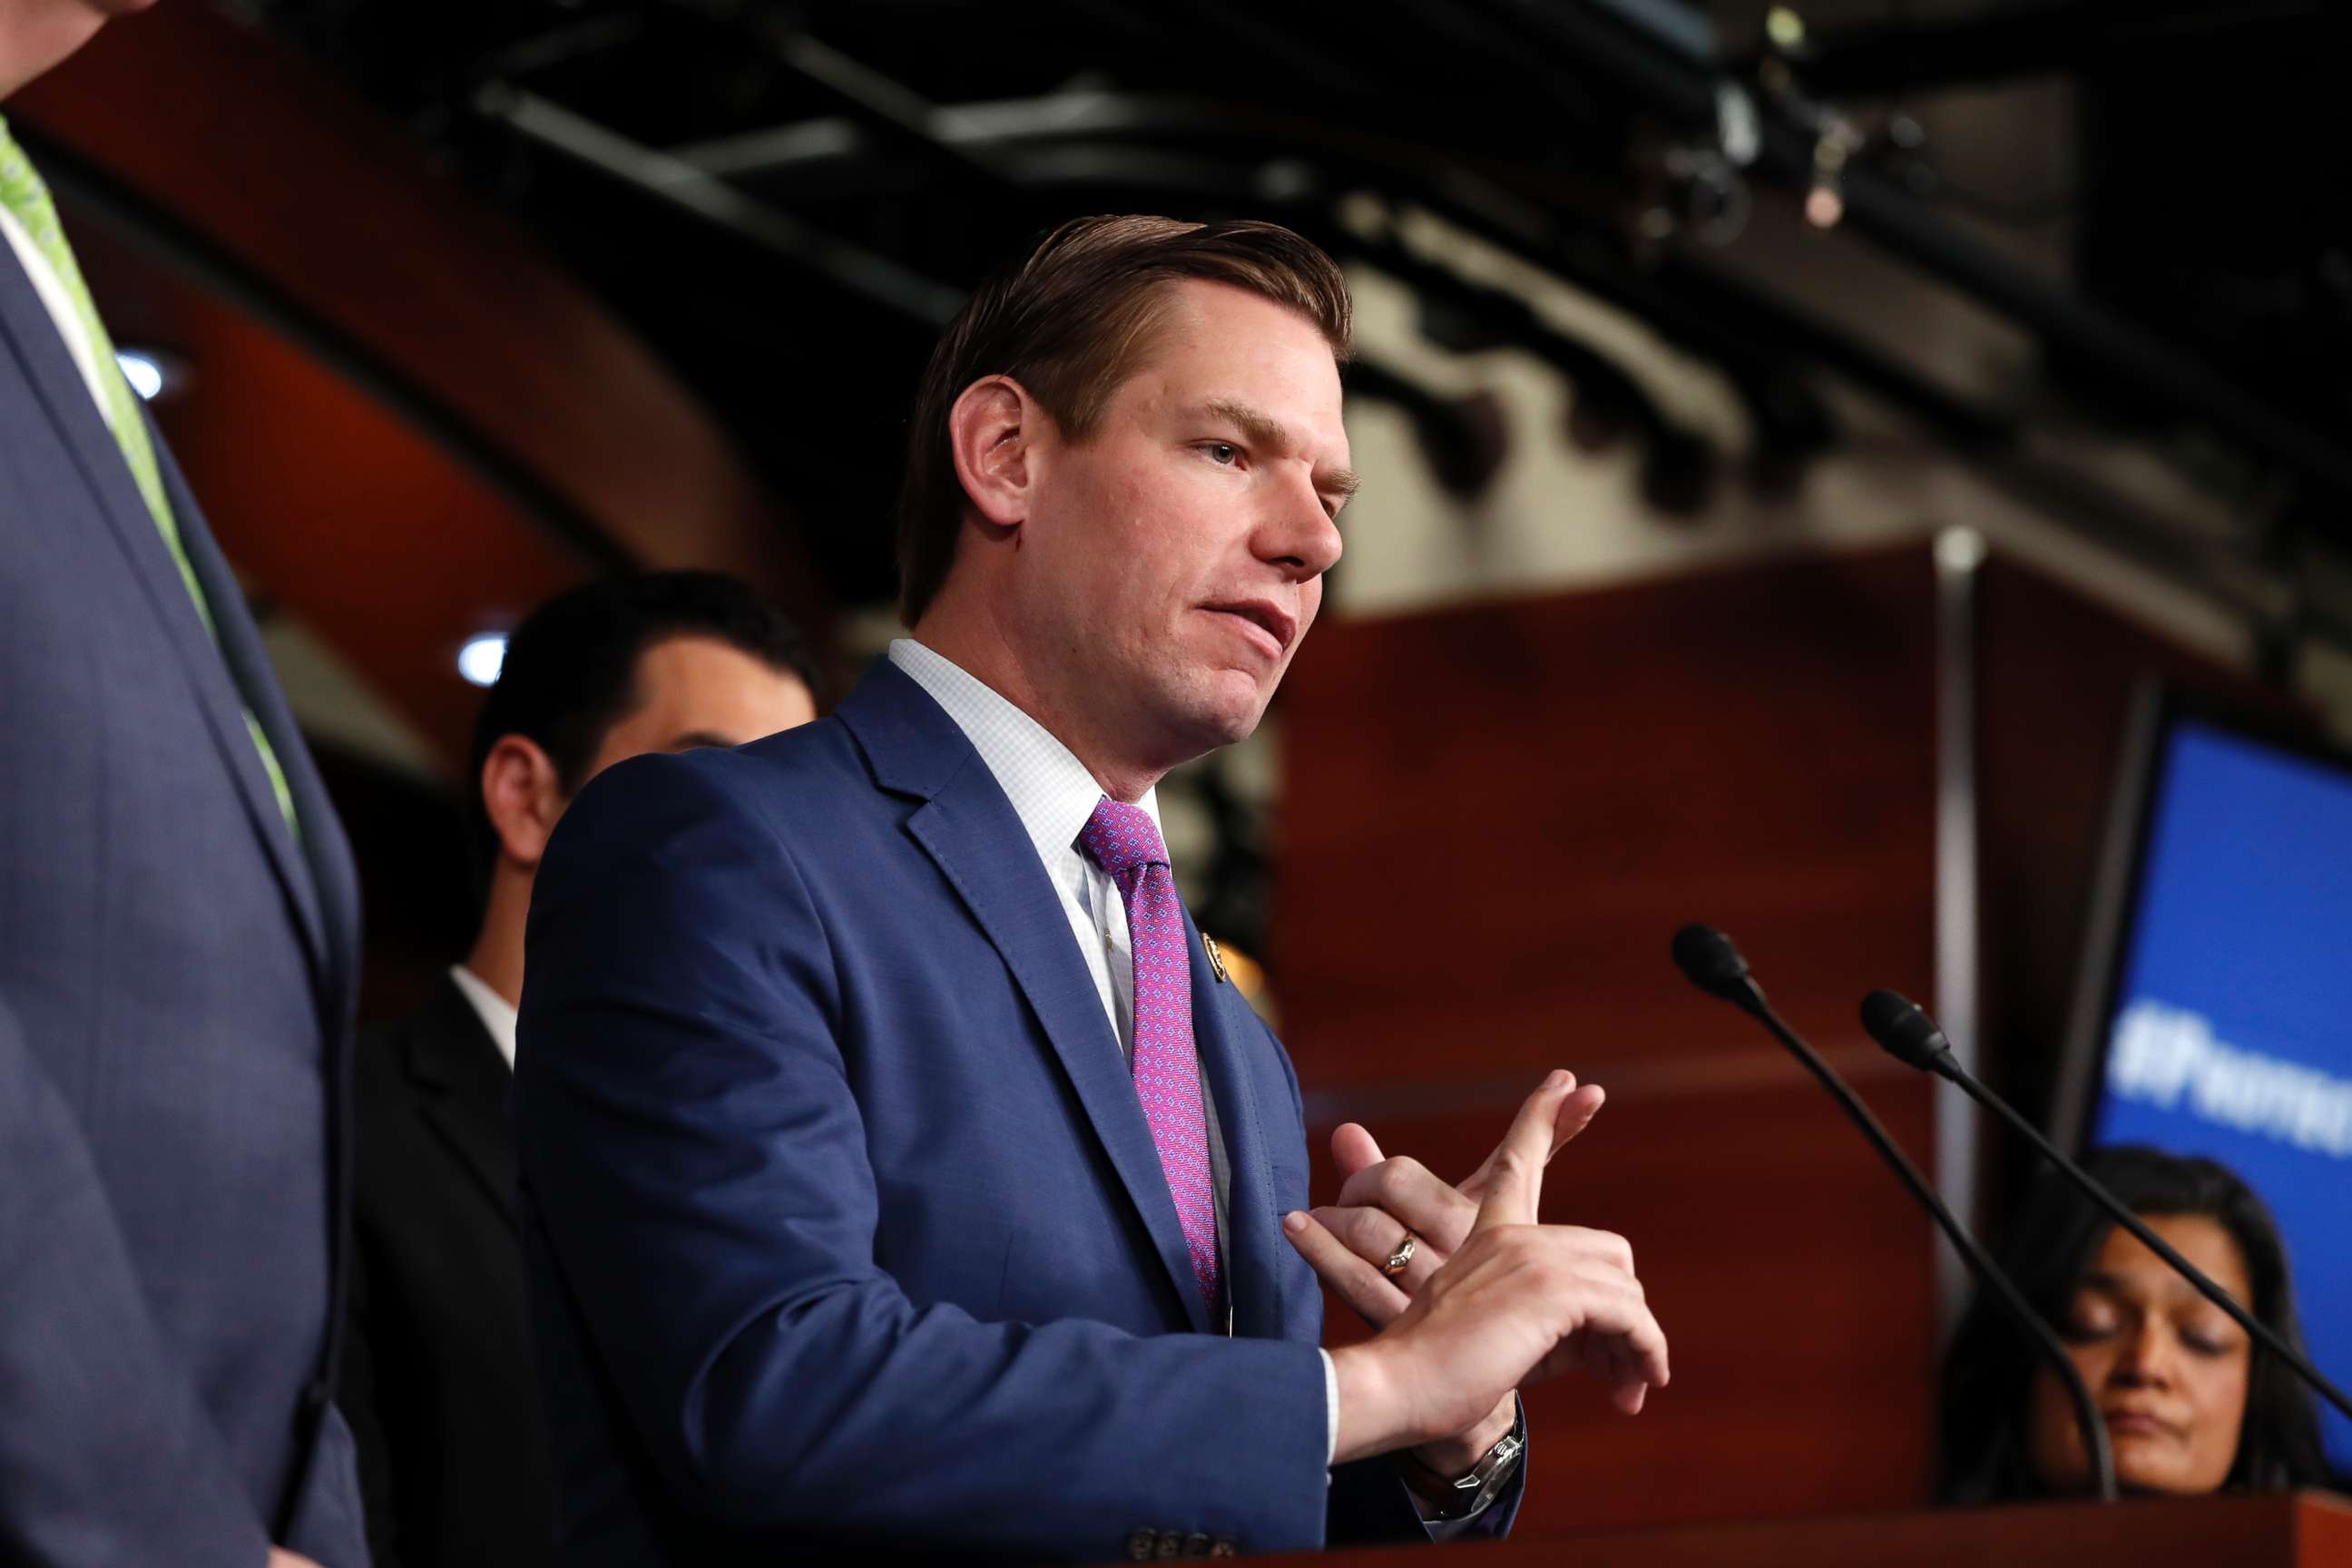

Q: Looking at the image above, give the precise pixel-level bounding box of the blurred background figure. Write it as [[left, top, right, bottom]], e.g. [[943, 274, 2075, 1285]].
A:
[[0, 5, 364, 1565], [1939, 1146, 2333, 1503], [339, 572, 818, 1568]]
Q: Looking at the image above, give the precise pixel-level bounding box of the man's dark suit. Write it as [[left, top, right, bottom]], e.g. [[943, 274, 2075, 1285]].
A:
[[0, 240, 367, 1562], [513, 659, 1523, 1563], [341, 975, 553, 1568]]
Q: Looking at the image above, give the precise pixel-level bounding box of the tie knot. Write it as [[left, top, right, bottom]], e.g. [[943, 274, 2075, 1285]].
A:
[[1077, 798, 1167, 876]]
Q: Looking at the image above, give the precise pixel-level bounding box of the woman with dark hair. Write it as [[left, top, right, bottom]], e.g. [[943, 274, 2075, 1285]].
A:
[[1940, 1145, 2334, 1502]]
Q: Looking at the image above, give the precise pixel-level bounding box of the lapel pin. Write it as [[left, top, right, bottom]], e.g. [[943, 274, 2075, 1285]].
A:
[[1201, 933, 1231, 985]]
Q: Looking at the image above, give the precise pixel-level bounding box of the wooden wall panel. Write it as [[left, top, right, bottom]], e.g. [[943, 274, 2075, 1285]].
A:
[[1277, 544, 1947, 1532], [13, 2, 809, 612], [71, 221, 587, 762]]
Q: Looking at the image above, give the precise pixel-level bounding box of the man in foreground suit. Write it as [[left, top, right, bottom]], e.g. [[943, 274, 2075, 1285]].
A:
[[516, 215, 1669, 1562], [339, 573, 818, 1568], [0, 5, 364, 1563]]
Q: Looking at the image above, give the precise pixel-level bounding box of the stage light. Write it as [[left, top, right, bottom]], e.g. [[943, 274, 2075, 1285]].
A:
[[1807, 118, 1858, 230], [116, 349, 166, 401], [1935, 524, 1987, 573], [458, 632, 508, 688]]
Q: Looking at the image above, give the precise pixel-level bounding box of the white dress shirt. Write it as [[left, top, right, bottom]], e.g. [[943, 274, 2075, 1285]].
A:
[[448, 964, 519, 1073], [886, 639, 1153, 1054], [0, 201, 120, 427], [886, 640, 1346, 1466]]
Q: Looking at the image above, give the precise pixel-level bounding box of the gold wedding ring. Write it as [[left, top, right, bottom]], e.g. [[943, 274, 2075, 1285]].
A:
[[1382, 1231, 1418, 1278]]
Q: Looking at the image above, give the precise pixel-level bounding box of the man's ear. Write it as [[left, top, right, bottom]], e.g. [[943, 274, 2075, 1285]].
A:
[[479, 734, 566, 872], [946, 374, 1038, 532]]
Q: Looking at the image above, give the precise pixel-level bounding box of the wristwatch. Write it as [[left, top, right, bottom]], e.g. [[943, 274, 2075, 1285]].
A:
[[1408, 1404, 1527, 1522]]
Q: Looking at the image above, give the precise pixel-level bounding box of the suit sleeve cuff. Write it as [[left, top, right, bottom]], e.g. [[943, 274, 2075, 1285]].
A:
[[1420, 1494, 1497, 1539]]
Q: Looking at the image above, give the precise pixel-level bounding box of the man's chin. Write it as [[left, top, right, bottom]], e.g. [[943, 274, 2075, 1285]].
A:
[[1155, 677, 1273, 760]]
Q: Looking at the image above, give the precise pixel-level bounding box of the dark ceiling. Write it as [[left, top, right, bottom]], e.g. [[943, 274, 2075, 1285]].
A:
[[243, 0, 2352, 638]]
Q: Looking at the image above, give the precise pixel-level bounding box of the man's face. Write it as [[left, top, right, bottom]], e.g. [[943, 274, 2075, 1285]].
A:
[[1011, 279, 1350, 770], [581, 634, 817, 781], [0, 0, 159, 101]]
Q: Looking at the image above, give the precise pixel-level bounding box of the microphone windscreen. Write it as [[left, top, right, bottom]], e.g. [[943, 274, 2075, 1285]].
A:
[[1671, 924, 1753, 1003], [1860, 989, 1950, 1072]]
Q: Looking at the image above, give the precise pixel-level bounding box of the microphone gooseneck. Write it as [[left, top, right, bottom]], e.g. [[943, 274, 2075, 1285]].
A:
[[1671, 926, 2117, 1501], [1861, 991, 2352, 1425]]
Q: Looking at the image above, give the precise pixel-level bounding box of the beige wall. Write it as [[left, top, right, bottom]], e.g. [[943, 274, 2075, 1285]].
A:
[[1327, 201, 2352, 736]]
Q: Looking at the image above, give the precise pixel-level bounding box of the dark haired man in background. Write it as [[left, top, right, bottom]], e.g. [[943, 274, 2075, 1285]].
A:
[[338, 573, 818, 1568], [517, 216, 1667, 1563]]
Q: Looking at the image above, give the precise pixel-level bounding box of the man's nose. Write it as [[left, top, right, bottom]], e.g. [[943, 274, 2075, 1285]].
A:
[[1257, 478, 1343, 580]]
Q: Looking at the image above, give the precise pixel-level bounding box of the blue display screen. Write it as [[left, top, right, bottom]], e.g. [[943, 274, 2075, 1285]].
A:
[[2089, 717, 2352, 1472]]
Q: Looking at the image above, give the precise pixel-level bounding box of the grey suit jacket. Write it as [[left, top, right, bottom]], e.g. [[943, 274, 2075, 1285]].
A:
[[0, 233, 368, 1564]]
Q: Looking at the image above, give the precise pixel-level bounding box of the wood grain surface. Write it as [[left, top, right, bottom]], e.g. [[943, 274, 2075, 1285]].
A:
[[1276, 544, 1945, 1533]]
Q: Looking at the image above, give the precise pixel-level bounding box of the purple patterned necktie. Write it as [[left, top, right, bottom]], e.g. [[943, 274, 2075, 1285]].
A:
[[1078, 799, 1221, 1316]]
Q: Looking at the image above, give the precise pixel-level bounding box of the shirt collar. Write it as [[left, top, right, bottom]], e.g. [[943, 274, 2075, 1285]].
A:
[[0, 201, 114, 430], [886, 638, 1162, 871], [448, 964, 519, 1072]]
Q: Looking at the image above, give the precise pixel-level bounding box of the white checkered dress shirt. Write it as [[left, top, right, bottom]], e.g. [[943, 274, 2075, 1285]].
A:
[[887, 637, 1156, 1057]]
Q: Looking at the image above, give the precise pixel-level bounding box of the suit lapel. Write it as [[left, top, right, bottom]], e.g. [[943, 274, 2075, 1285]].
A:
[[844, 662, 1213, 1334], [403, 977, 520, 1230], [150, 419, 342, 990], [0, 250, 328, 983], [1185, 914, 1290, 1342]]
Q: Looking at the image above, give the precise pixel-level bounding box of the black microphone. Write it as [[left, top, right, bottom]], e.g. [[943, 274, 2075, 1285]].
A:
[[1671, 923, 1761, 1007], [1671, 925, 2116, 1500], [1862, 990, 2352, 1424]]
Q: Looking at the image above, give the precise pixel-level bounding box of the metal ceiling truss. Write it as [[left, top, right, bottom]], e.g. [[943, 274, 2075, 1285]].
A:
[[463, 0, 2352, 655], [1767, 0, 2338, 96]]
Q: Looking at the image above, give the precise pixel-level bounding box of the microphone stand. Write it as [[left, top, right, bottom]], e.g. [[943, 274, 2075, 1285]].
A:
[[1862, 991, 2352, 1425], [1672, 926, 2116, 1500]]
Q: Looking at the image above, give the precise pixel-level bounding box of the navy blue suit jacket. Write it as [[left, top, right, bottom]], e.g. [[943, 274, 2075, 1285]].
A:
[[0, 241, 366, 1563], [514, 661, 1521, 1562]]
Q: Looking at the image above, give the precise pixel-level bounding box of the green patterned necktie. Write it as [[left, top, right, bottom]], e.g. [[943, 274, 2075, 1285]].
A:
[[0, 115, 297, 836]]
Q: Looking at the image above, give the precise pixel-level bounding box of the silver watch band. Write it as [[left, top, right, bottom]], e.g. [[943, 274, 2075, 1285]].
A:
[[1423, 1404, 1527, 1521]]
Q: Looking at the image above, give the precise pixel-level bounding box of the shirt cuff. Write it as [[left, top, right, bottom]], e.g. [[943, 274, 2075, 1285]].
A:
[[1317, 1348, 1339, 1467], [1321, 1348, 1507, 1534]]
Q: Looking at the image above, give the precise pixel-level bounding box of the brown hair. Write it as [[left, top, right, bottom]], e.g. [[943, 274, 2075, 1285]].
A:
[[894, 214, 1352, 625]]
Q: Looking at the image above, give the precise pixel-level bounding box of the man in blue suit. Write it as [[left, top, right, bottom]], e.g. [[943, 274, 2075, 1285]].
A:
[[516, 215, 1670, 1562], [0, 7, 366, 1565]]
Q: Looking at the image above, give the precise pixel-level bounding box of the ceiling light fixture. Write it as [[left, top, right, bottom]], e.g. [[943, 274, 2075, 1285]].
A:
[[457, 632, 508, 688], [116, 349, 167, 402]]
